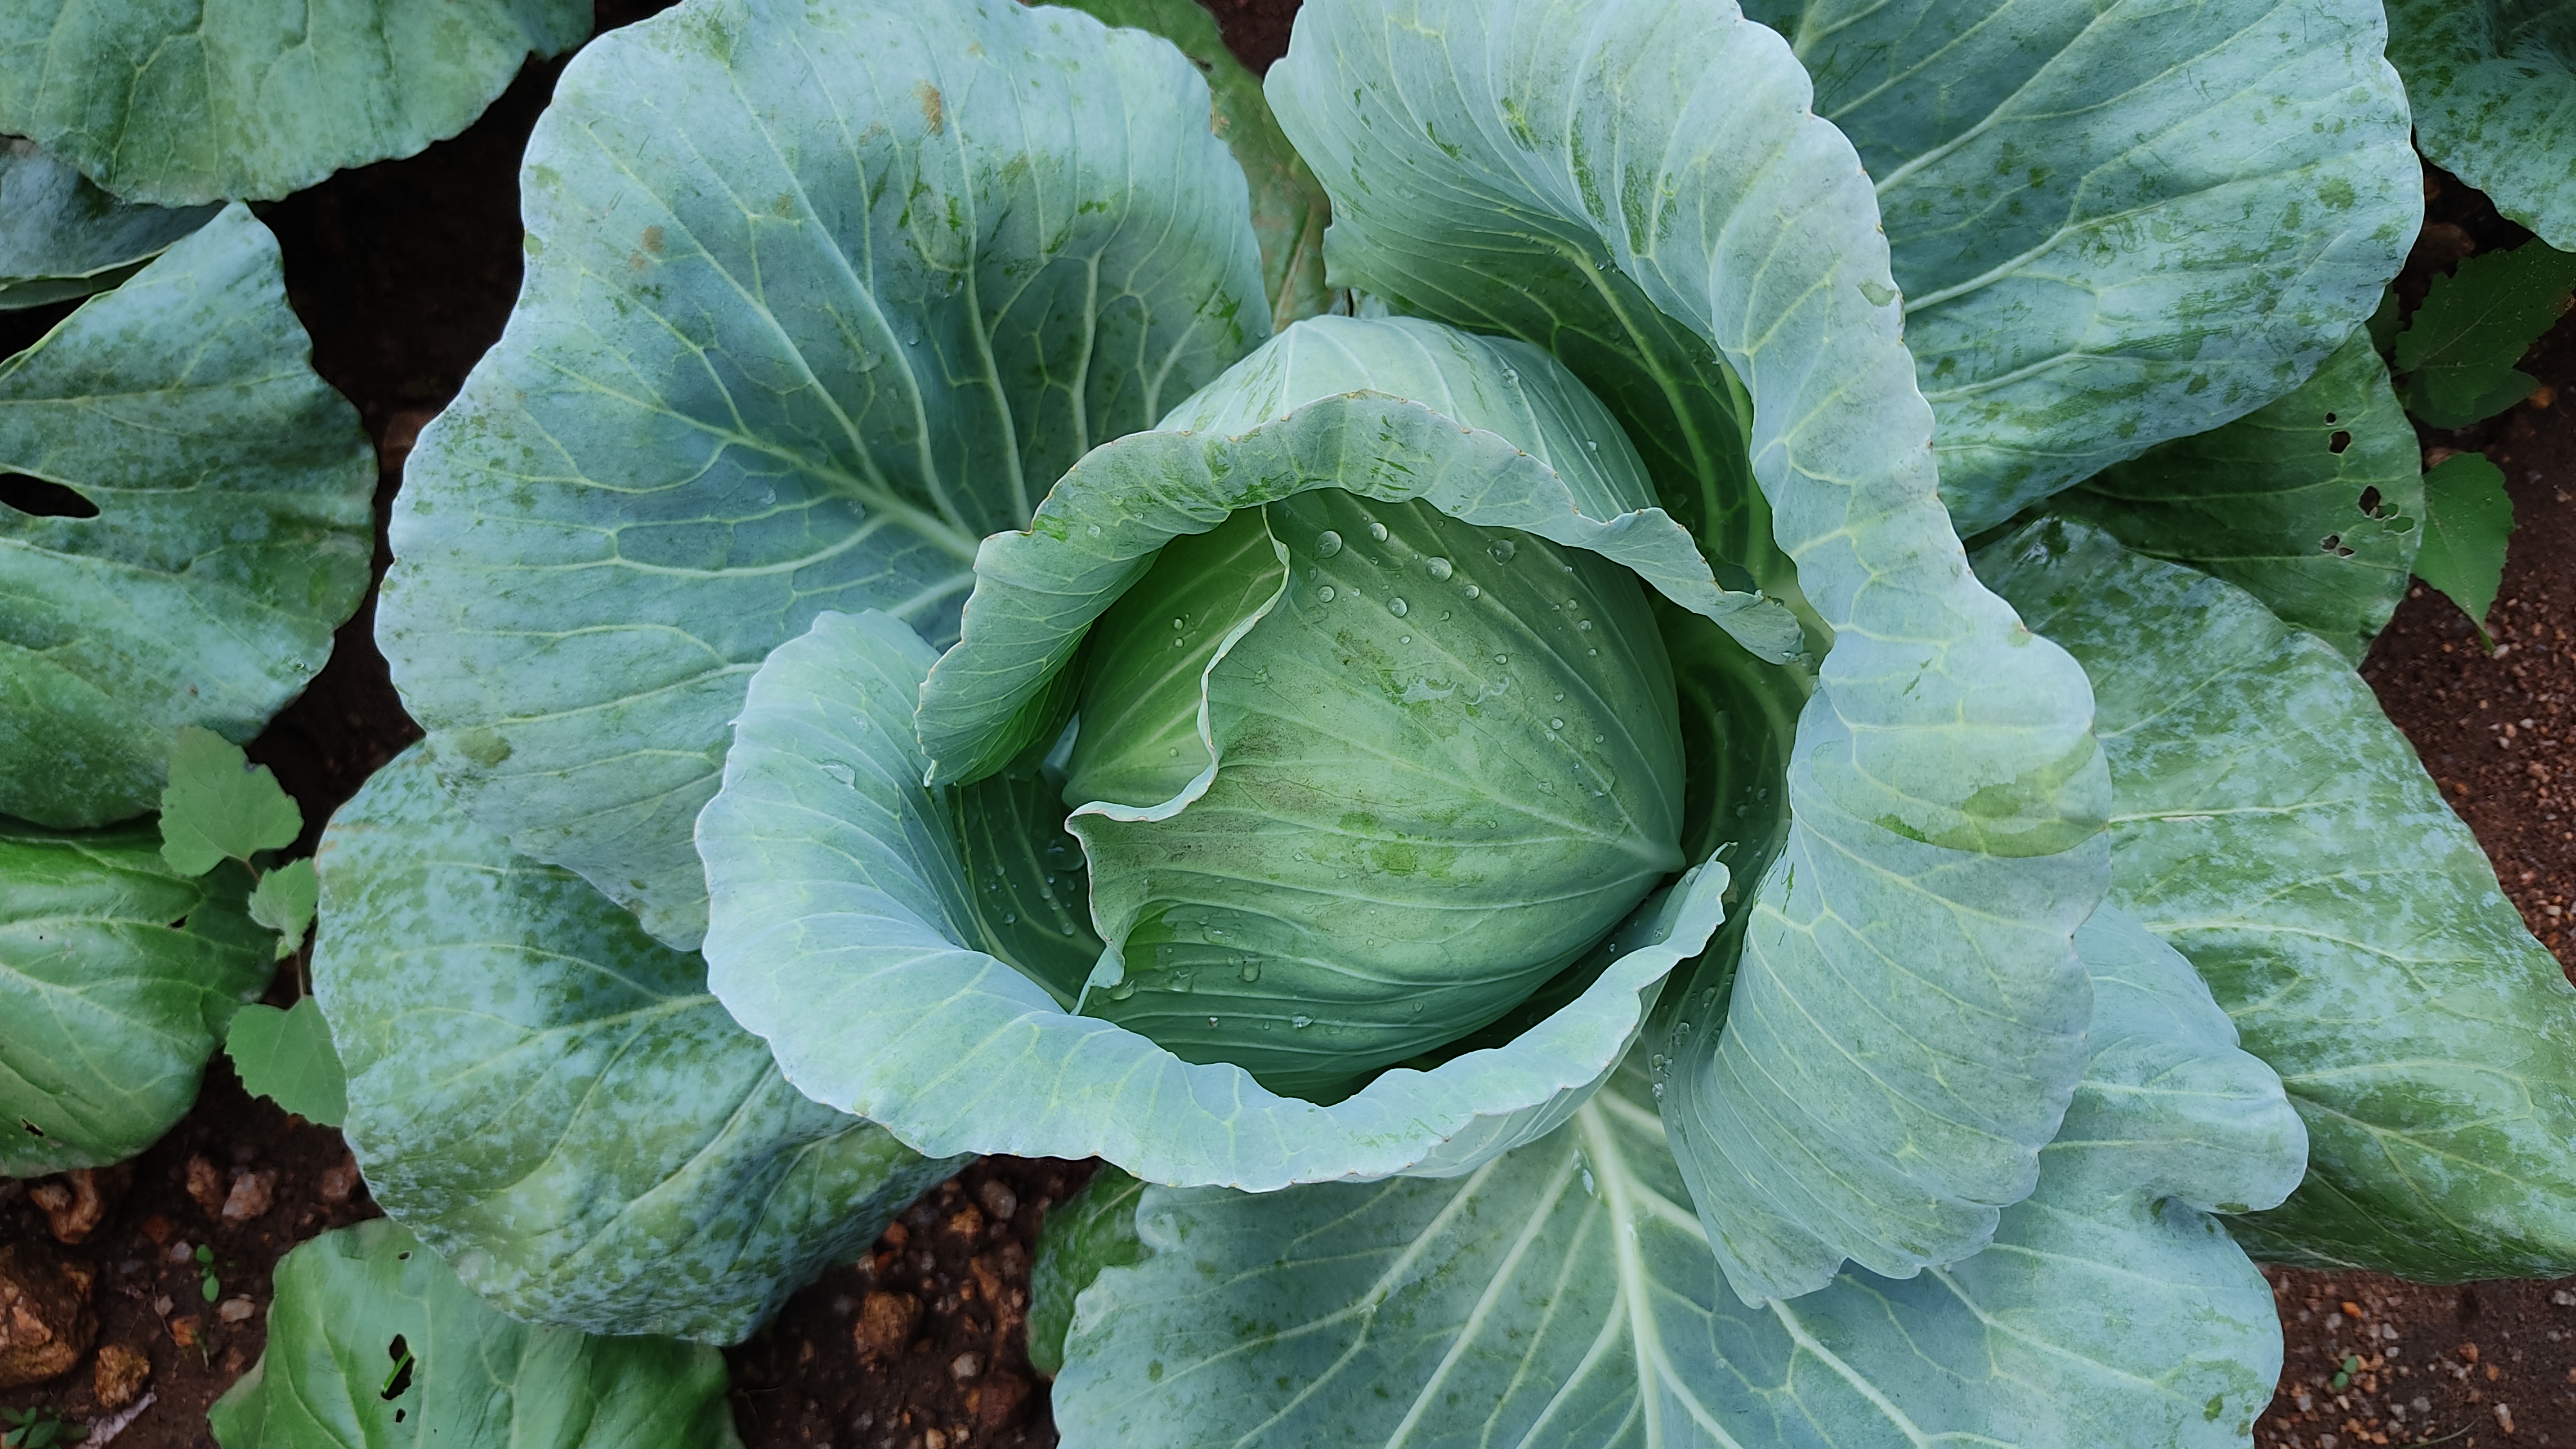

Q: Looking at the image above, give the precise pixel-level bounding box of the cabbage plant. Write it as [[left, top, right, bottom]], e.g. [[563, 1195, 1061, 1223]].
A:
[[2385, 0, 2576, 247], [336, 0, 2576, 1441]]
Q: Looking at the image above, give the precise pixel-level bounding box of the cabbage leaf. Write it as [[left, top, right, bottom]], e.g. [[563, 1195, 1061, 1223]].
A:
[[381, 0, 1269, 948], [312, 746, 959, 1345], [1980, 518, 2576, 1280], [1050, 907, 2302, 1449], [1, 205, 374, 829]]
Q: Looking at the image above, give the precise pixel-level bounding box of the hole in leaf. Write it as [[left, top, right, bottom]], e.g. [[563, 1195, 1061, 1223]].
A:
[[19, 1119, 43, 1137], [2358, 486, 2383, 516], [2319, 533, 2355, 558], [395, 1410, 407, 1424], [2327, 430, 2353, 454], [2324, 412, 2338, 424], [0, 474, 100, 518], [167, 917, 191, 931], [381, 1336, 415, 1401]]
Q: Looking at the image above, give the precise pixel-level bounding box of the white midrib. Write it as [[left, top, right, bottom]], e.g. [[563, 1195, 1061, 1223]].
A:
[[1574, 1103, 1750, 1449]]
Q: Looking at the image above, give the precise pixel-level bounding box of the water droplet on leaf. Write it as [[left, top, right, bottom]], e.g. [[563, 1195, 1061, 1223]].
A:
[[1316, 529, 1343, 558], [1387, 598, 1408, 618], [1425, 556, 1453, 580]]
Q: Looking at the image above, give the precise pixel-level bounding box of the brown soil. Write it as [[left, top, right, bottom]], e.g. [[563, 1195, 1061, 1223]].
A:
[[6, 12, 2575, 1449]]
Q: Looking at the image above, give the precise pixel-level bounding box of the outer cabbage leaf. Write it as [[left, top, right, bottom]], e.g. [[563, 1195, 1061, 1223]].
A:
[[0, 1, 591, 207], [1, 819, 272, 1175], [1053, 0, 1332, 325], [1, 205, 374, 828], [1979, 517, 2576, 1280], [2052, 327, 2423, 660], [1050, 911, 2302, 1449], [697, 608, 1728, 1189], [207, 1220, 742, 1449], [312, 746, 958, 1345], [380, 0, 1269, 949], [2387, 0, 2576, 249], [1269, 0, 2110, 1302], [0, 137, 216, 310], [1741, 0, 2417, 529], [1028, 1166, 1145, 1379]]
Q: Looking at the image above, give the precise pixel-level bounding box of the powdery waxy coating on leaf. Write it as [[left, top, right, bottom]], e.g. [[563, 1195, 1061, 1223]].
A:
[[697, 608, 1731, 1191], [0, 137, 216, 310], [0, 819, 272, 1177], [0, 0, 592, 207], [312, 746, 960, 1345], [1980, 518, 2576, 1280], [1050, 909, 2302, 1449], [0, 205, 374, 829], [1743, 0, 2419, 530], [2054, 327, 2425, 662], [379, 0, 1271, 950], [2387, 0, 2576, 250], [1268, 0, 2110, 1303], [207, 1220, 744, 1449]]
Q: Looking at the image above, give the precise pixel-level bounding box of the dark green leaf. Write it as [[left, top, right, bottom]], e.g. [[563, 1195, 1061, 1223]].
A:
[[2414, 451, 2515, 632], [224, 998, 346, 1127], [1027, 1167, 1146, 1379], [2396, 242, 2576, 427], [158, 727, 301, 877], [2055, 327, 2423, 659]]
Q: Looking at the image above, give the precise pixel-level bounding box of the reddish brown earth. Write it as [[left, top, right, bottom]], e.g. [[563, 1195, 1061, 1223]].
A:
[[5, 6, 2575, 1448]]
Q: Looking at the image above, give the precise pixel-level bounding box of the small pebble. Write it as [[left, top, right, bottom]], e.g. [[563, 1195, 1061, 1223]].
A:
[[217, 1296, 257, 1324]]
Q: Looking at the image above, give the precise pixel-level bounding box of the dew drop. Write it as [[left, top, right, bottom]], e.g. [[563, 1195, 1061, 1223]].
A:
[[1387, 597, 1409, 618], [1316, 529, 1343, 558], [1367, 520, 1389, 542], [1425, 556, 1454, 580], [820, 761, 857, 787], [1086, 524, 1102, 537], [1291, 1014, 1314, 1029], [1462, 584, 1480, 600], [1593, 734, 1605, 743], [1106, 980, 1137, 1000], [1493, 653, 1508, 665], [1316, 585, 1336, 601], [1002, 913, 1016, 924], [1399, 635, 1411, 645], [1489, 539, 1517, 562], [1171, 617, 1186, 630], [1566, 598, 1580, 610], [1208, 1016, 1220, 1027], [1240, 962, 1261, 982], [1578, 619, 1593, 631], [1549, 718, 1565, 730], [1586, 439, 1599, 451], [1553, 692, 1566, 702]]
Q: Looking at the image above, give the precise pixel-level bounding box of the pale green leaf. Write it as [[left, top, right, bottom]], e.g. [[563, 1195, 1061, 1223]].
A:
[[0, 1, 591, 206], [1979, 518, 2576, 1280], [207, 1220, 742, 1449], [0, 205, 373, 829], [698, 608, 1729, 1188], [247, 857, 319, 956], [1027, 1166, 1144, 1380], [2387, 0, 2576, 249], [225, 998, 346, 1127], [158, 726, 303, 877], [381, 0, 1269, 949], [2414, 451, 2515, 630], [1743, 0, 2418, 529], [0, 137, 216, 310], [2054, 327, 2424, 659], [2396, 240, 2576, 427], [1053, 918, 2301, 1448], [1269, 0, 2112, 1302], [1, 818, 272, 1176], [1052, 0, 1332, 325], [312, 745, 958, 1344]]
